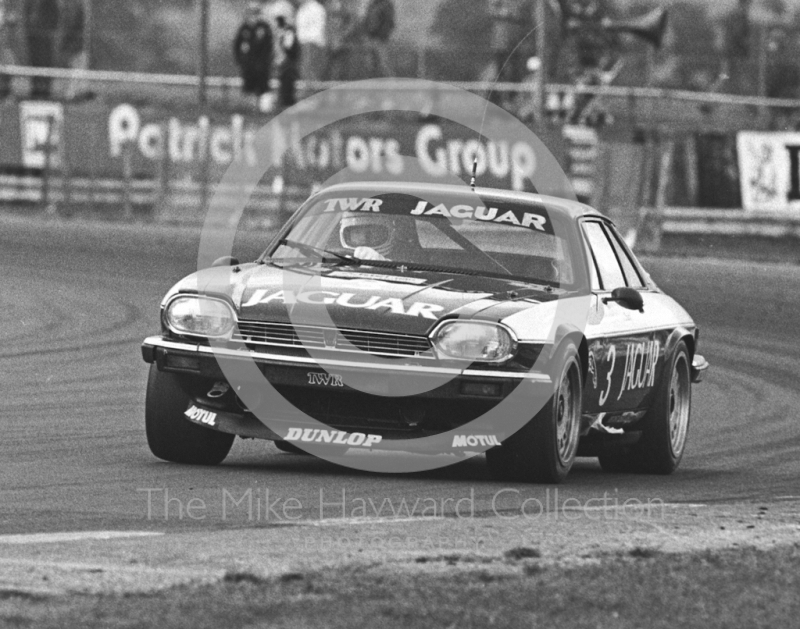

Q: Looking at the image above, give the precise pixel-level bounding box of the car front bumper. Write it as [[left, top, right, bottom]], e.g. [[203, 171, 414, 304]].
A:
[[141, 336, 552, 387], [142, 336, 553, 439]]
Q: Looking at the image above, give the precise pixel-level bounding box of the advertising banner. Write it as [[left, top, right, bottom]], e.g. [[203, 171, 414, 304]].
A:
[[100, 102, 566, 194], [0, 100, 569, 204], [737, 131, 800, 212]]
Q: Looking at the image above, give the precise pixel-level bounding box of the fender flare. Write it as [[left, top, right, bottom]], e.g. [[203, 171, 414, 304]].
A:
[[665, 326, 695, 363]]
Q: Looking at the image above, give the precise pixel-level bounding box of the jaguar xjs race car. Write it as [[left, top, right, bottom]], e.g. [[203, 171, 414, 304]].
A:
[[141, 181, 708, 483]]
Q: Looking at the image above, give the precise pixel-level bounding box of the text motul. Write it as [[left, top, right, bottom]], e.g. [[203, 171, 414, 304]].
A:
[[184, 405, 217, 427], [452, 435, 501, 447]]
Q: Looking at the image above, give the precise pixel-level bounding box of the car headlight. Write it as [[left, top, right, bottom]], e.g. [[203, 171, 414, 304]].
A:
[[164, 296, 235, 338], [431, 321, 516, 363]]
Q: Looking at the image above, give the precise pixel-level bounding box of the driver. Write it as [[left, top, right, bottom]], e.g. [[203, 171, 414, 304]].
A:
[[339, 214, 422, 261]]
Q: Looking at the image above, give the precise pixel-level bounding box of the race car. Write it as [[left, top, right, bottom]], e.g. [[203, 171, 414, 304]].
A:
[[141, 181, 708, 483]]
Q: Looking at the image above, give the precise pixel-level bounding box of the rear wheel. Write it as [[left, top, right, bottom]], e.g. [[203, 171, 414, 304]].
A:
[[487, 343, 582, 484], [598, 341, 691, 474], [145, 365, 234, 465]]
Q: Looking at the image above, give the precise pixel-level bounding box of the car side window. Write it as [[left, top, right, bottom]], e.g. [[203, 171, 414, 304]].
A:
[[582, 233, 601, 290], [606, 225, 646, 289], [581, 221, 626, 291]]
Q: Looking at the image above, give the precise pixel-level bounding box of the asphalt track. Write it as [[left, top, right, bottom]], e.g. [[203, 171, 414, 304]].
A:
[[1, 216, 798, 536]]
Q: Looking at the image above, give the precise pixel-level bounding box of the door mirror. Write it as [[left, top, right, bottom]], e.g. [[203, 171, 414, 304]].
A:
[[603, 287, 644, 312]]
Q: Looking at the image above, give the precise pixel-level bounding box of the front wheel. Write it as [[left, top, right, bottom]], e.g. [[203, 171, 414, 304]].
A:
[[599, 341, 691, 475], [487, 343, 582, 484], [145, 365, 234, 465]]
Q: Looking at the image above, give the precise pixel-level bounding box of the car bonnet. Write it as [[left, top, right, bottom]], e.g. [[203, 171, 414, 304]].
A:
[[231, 263, 562, 336]]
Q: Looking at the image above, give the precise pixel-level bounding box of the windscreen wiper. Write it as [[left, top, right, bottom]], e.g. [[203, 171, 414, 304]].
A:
[[276, 238, 360, 265], [429, 220, 512, 275]]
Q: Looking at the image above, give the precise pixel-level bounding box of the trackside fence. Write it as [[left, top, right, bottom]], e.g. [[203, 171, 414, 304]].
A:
[[1, 65, 799, 249]]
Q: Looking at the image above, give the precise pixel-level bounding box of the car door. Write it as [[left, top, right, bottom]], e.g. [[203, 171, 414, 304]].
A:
[[580, 220, 659, 415]]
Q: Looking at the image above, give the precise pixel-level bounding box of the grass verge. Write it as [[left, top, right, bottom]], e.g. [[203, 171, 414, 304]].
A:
[[1, 544, 798, 629]]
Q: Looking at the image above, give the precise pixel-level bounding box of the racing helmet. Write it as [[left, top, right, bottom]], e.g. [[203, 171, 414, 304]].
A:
[[339, 214, 420, 258]]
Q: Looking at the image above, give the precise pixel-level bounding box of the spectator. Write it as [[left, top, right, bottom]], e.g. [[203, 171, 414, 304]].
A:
[[296, 0, 326, 82], [323, 0, 354, 81], [362, 0, 395, 77], [516, 56, 542, 124], [59, 0, 84, 63], [59, 0, 90, 101], [0, 0, 19, 99], [26, 0, 60, 99], [275, 15, 300, 107], [262, 0, 296, 30], [234, 2, 274, 112]]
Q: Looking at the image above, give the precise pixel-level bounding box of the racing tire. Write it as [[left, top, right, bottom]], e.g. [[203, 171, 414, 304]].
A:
[[598, 341, 691, 475], [145, 365, 234, 465], [486, 343, 582, 484]]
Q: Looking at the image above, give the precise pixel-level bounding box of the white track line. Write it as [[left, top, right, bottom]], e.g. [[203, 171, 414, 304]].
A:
[[0, 531, 164, 545], [305, 517, 425, 526], [572, 503, 708, 511]]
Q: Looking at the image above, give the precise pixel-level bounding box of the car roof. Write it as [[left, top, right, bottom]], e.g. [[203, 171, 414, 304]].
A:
[[314, 181, 604, 221]]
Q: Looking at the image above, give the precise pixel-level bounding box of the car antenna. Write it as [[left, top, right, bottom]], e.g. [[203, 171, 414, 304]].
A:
[[470, 158, 477, 191], [474, 22, 543, 192]]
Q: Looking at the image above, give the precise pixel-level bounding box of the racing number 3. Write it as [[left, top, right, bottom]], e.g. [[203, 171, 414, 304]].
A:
[[599, 345, 616, 407]]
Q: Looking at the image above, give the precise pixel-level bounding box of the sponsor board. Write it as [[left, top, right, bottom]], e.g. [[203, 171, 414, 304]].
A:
[[617, 340, 659, 399], [737, 131, 800, 212], [451, 435, 501, 448], [0, 102, 568, 195], [307, 372, 344, 386], [410, 201, 549, 232], [106, 104, 544, 191], [109, 104, 260, 166], [241, 289, 444, 319], [322, 198, 384, 213], [185, 405, 217, 427], [285, 427, 382, 448], [19, 101, 64, 169], [314, 198, 552, 233], [597, 340, 659, 406]]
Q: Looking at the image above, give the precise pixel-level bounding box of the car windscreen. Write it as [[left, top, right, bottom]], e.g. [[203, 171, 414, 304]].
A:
[[267, 193, 576, 287]]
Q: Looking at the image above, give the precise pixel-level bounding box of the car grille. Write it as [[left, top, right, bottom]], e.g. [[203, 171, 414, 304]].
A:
[[234, 320, 434, 358]]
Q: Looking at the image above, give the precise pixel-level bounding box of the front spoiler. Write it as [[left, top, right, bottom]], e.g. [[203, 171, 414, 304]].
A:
[[181, 401, 496, 454]]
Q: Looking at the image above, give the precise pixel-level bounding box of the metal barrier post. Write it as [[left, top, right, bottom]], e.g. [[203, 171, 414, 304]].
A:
[[122, 141, 134, 220], [42, 115, 56, 215], [87, 117, 98, 213], [639, 136, 674, 253], [199, 116, 210, 220], [61, 117, 72, 210], [157, 122, 171, 219]]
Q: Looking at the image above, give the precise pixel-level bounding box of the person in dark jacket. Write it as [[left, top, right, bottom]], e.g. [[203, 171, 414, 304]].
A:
[[275, 15, 300, 108], [26, 0, 60, 98], [0, 0, 19, 98], [234, 3, 274, 112], [362, 0, 394, 77]]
